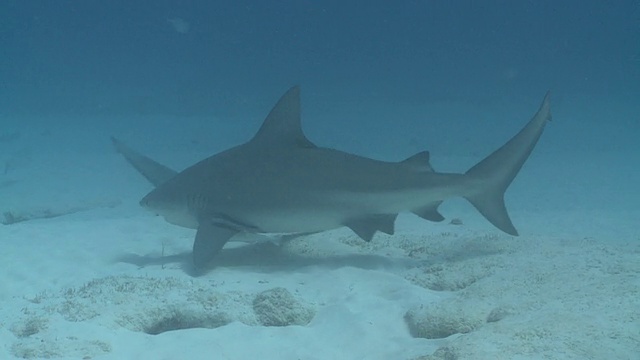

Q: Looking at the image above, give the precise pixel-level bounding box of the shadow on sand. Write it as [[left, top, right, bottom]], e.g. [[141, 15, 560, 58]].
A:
[[114, 241, 420, 276]]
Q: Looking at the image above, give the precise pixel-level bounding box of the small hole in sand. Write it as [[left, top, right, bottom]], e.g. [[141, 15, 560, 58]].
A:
[[142, 310, 229, 335]]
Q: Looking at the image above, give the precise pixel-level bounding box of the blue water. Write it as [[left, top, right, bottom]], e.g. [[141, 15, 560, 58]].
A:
[[2, 0, 638, 210], [0, 1, 639, 359], [2, 1, 638, 152]]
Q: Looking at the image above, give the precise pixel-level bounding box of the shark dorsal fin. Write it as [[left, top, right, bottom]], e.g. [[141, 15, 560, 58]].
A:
[[251, 86, 316, 148]]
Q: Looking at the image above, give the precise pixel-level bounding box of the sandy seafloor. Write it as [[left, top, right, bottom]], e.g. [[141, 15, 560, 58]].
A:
[[0, 98, 638, 360]]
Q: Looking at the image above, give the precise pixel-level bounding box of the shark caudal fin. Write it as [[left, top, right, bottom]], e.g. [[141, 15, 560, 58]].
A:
[[111, 137, 178, 187], [464, 92, 551, 235]]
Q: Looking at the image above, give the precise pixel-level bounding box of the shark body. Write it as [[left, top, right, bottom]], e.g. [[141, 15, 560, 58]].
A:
[[112, 87, 551, 269]]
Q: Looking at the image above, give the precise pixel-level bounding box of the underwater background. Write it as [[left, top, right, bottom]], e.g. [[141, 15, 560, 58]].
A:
[[2, 1, 638, 153], [0, 1, 638, 359]]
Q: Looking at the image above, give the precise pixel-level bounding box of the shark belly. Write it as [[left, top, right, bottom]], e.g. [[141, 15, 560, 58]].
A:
[[231, 206, 348, 233], [227, 184, 462, 234]]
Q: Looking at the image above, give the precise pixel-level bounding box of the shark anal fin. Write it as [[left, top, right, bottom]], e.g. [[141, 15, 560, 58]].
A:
[[345, 214, 397, 242], [193, 221, 237, 269], [412, 201, 445, 222]]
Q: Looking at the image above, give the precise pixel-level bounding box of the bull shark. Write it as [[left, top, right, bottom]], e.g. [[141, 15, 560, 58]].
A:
[[112, 86, 551, 270]]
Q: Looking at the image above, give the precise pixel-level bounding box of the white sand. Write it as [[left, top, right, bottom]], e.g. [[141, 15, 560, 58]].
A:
[[0, 113, 638, 359]]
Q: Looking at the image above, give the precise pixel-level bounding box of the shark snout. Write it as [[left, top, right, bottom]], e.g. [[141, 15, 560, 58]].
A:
[[139, 195, 162, 217], [139, 194, 157, 210], [138, 191, 199, 229]]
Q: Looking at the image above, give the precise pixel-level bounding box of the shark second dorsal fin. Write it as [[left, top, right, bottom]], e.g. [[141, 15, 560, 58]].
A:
[[251, 86, 316, 148], [401, 151, 435, 172]]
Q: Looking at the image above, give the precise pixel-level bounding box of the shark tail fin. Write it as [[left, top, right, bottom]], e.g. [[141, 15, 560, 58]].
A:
[[463, 92, 552, 236], [111, 137, 178, 187]]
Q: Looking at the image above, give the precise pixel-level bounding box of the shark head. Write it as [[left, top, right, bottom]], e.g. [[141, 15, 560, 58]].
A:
[[139, 187, 200, 229]]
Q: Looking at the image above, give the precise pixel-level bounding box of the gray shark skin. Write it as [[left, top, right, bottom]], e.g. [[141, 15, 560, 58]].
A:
[[112, 86, 551, 270]]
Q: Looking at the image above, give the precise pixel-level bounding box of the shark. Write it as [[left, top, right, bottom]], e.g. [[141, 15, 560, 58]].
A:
[[112, 86, 551, 270]]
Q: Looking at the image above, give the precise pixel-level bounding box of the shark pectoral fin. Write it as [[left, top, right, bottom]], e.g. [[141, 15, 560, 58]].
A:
[[193, 222, 237, 268], [345, 214, 397, 242], [412, 201, 445, 222]]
